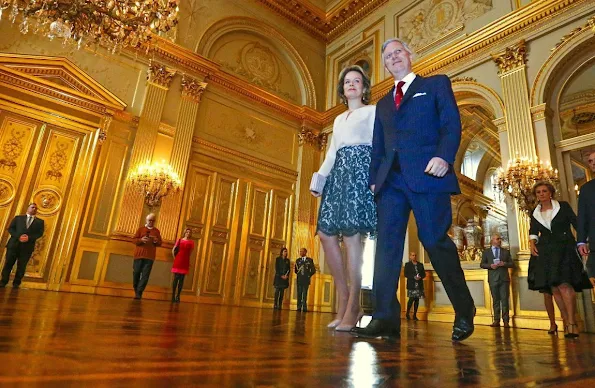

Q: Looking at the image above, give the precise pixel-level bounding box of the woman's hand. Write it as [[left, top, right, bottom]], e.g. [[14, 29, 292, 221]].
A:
[[310, 190, 321, 198], [530, 240, 539, 256]]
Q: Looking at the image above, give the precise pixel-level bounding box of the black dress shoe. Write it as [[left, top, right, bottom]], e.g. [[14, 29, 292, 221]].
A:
[[297, 308, 302, 312], [351, 319, 400, 339], [452, 309, 476, 342]]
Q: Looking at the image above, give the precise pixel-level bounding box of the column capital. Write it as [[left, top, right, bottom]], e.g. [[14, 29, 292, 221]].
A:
[[147, 60, 176, 89], [98, 114, 113, 145], [181, 75, 208, 103], [299, 125, 327, 151], [492, 40, 527, 75]]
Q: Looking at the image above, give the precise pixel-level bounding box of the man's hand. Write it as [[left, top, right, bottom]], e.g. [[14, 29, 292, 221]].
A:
[[490, 264, 498, 269], [578, 244, 589, 256], [19, 234, 29, 243], [424, 157, 449, 177], [590, 277, 595, 288], [281, 275, 288, 280], [141, 236, 150, 244]]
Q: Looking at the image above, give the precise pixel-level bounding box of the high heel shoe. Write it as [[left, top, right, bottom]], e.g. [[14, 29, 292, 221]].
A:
[[327, 319, 342, 328], [335, 311, 365, 332], [564, 324, 579, 338], [547, 324, 558, 335]]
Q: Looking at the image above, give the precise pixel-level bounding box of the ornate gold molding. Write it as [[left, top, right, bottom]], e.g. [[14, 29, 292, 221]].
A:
[[192, 136, 298, 179], [492, 40, 527, 74], [298, 126, 327, 150], [552, 15, 595, 51], [451, 76, 478, 83], [181, 75, 208, 103], [255, 0, 389, 42], [147, 60, 176, 89]]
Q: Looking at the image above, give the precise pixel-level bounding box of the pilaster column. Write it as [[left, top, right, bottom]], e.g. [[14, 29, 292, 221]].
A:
[[290, 122, 326, 260], [159, 75, 208, 241], [114, 61, 175, 235], [492, 40, 534, 255]]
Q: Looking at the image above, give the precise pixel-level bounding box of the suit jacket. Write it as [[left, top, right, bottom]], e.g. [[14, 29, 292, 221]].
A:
[[577, 180, 595, 277], [295, 257, 315, 285], [480, 246, 513, 283], [404, 261, 426, 290], [369, 74, 461, 194], [6, 215, 45, 254]]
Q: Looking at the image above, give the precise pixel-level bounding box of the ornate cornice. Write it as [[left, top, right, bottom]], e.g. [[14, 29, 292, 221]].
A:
[[492, 40, 527, 75], [192, 136, 298, 179], [147, 60, 176, 88], [298, 127, 327, 150], [451, 76, 478, 83], [255, 0, 389, 42], [181, 75, 208, 103]]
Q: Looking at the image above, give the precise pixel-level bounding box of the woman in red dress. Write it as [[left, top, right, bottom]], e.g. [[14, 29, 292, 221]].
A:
[[171, 228, 195, 303]]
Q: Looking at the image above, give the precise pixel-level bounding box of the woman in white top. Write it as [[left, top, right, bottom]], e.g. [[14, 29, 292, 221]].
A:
[[528, 181, 592, 338], [310, 65, 376, 331]]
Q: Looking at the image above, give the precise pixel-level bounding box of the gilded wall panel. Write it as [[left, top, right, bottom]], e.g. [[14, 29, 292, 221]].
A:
[[89, 141, 129, 236], [250, 189, 269, 237], [185, 170, 213, 225], [196, 94, 297, 169], [272, 193, 290, 241], [396, 0, 493, 54], [27, 128, 81, 279], [242, 246, 265, 299], [204, 240, 228, 294], [214, 178, 236, 228]]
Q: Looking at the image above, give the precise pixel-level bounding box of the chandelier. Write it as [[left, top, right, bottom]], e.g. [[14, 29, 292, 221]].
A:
[[128, 161, 181, 208], [494, 156, 559, 215], [0, 0, 179, 52]]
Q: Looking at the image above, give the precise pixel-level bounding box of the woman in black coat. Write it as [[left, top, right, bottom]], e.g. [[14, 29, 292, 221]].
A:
[[404, 252, 426, 320], [528, 182, 592, 338], [273, 247, 291, 310]]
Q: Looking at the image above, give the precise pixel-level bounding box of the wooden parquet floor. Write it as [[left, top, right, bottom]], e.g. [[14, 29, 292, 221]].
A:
[[1, 288, 595, 387]]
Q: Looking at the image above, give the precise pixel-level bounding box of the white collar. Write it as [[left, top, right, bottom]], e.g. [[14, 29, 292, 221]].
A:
[[145, 225, 154, 229], [532, 199, 560, 230], [394, 72, 416, 87]]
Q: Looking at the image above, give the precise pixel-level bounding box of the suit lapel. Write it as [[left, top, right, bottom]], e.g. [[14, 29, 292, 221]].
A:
[[399, 76, 424, 110]]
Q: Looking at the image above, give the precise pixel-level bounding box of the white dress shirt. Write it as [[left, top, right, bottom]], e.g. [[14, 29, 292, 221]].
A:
[[392, 72, 417, 98]]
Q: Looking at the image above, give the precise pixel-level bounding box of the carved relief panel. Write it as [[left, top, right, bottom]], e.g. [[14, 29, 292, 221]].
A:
[[396, 0, 493, 54]]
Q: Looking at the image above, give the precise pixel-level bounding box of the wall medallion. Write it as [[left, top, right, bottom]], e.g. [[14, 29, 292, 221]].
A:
[[0, 178, 15, 206], [0, 124, 27, 172], [32, 188, 62, 215]]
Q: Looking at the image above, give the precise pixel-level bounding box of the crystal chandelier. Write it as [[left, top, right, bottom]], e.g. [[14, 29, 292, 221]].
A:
[[0, 0, 179, 52], [128, 161, 181, 208], [494, 156, 559, 215]]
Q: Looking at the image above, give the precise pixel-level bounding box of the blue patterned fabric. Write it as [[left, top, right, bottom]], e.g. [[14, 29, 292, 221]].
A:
[[317, 145, 377, 237]]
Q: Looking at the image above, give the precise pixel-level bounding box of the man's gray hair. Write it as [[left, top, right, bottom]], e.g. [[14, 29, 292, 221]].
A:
[[381, 38, 415, 56]]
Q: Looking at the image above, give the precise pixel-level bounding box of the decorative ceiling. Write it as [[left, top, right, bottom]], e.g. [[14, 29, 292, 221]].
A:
[[255, 0, 389, 41]]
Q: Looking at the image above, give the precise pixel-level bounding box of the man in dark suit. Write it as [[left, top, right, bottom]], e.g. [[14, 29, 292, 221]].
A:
[[1, 203, 45, 288], [577, 151, 595, 287], [353, 38, 475, 341], [480, 234, 514, 328], [295, 248, 315, 312]]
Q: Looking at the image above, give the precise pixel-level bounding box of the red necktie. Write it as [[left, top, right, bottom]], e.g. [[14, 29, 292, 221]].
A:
[[394, 81, 405, 110]]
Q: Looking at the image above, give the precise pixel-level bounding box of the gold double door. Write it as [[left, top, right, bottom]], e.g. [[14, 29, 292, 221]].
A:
[[0, 109, 97, 289], [181, 160, 294, 307]]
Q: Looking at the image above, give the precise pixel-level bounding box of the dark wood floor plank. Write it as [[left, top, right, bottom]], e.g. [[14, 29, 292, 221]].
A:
[[1, 289, 594, 387]]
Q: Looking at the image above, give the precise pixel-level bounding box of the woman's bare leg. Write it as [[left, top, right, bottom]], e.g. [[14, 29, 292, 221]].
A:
[[319, 231, 348, 327], [336, 234, 363, 330]]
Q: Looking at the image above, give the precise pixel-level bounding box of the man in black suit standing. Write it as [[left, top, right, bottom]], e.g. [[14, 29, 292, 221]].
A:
[[480, 234, 514, 328], [1, 203, 45, 288], [295, 248, 316, 312], [577, 151, 595, 287]]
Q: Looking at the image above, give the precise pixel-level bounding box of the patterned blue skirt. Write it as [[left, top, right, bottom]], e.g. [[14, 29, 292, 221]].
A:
[[317, 145, 377, 237]]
